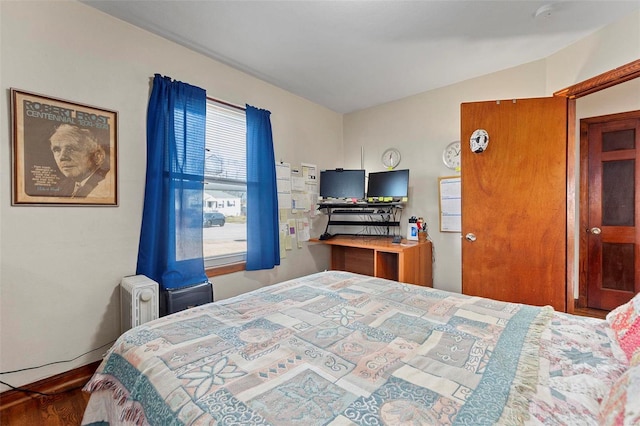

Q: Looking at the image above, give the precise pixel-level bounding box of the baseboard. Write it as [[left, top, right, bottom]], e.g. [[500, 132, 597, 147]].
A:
[[0, 360, 101, 411]]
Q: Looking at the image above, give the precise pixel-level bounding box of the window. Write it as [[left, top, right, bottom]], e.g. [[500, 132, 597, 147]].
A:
[[203, 100, 247, 268]]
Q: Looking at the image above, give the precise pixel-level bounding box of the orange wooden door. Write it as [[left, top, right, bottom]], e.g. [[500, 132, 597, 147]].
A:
[[586, 114, 640, 310], [461, 97, 567, 311]]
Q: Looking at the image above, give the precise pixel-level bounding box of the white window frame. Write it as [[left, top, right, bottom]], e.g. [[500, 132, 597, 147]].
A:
[[203, 99, 247, 269]]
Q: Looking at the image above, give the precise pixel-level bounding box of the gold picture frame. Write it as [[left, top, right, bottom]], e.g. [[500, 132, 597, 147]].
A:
[[11, 89, 118, 206]]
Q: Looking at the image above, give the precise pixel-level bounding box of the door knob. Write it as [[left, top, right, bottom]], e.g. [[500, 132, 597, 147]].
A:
[[465, 233, 477, 242], [587, 227, 602, 235]]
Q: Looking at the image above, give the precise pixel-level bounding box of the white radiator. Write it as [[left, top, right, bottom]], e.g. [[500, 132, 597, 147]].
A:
[[120, 275, 159, 333]]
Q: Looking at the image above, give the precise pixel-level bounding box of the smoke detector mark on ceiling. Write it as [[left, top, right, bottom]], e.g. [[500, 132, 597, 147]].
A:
[[534, 4, 555, 20]]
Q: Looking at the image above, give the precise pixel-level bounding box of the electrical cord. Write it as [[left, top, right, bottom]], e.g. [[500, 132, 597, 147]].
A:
[[0, 340, 115, 397], [0, 379, 85, 397], [0, 340, 114, 375]]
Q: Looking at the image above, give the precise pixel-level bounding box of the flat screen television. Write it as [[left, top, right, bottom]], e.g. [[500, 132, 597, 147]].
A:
[[319, 169, 365, 200], [366, 169, 409, 200]]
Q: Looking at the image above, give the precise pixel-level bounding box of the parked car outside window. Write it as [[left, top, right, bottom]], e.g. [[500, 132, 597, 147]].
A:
[[203, 212, 225, 227]]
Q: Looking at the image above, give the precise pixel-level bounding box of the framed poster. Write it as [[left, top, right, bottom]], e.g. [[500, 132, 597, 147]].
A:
[[11, 89, 118, 206]]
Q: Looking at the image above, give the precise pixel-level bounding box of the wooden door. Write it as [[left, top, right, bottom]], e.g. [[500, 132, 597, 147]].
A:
[[585, 114, 640, 310], [461, 97, 567, 311]]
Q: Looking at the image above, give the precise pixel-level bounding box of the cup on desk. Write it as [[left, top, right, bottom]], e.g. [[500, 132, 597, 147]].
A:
[[407, 223, 419, 241], [418, 231, 428, 242]]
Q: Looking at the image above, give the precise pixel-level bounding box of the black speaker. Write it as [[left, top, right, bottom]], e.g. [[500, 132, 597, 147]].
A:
[[159, 281, 213, 317]]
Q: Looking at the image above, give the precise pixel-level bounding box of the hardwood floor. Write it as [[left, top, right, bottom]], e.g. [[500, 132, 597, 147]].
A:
[[573, 306, 609, 319], [0, 362, 98, 426], [0, 387, 90, 426]]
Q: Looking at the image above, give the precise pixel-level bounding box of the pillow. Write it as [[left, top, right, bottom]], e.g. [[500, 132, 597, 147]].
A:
[[599, 364, 640, 425], [606, 292, 640, 362]]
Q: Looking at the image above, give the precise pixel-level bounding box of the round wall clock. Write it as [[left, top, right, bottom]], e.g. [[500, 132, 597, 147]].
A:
[[381, 148, 401, 169], [442, 141, 461, 170]]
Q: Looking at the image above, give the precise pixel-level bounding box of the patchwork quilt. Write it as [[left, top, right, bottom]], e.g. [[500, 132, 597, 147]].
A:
[[82, 271, 627, 425]]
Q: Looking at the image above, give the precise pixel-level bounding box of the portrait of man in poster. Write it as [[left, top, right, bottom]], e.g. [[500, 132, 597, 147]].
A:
[[48, 124, 112, 198]]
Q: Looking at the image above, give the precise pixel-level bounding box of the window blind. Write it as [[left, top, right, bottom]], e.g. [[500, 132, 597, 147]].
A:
[[205, 102, 246, 184]]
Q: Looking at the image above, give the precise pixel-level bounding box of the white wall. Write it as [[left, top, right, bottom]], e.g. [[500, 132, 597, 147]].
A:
[[545, 10, 640, 94], [344, 10, 640, 294], [0, 1, 340, 389]]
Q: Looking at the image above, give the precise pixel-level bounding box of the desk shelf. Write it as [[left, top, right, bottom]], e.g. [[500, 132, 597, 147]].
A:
[[318, 202, 403, 237]]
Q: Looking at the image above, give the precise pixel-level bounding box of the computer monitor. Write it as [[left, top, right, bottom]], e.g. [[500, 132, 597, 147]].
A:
[[366, 169, 409, 200], [319, 169, 366, 200]]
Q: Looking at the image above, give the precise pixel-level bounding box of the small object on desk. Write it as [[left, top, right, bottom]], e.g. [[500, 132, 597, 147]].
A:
[[392, 235, 402, 244], [407, 220, 419, 241], [319, 232, 333, 240]]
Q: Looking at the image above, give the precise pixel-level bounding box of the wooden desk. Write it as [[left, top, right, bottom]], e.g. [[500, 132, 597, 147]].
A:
[[312, 235, 432, 287]]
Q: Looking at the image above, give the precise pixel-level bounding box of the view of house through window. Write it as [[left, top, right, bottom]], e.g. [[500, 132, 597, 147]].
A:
[[203, 100, 247, 268]]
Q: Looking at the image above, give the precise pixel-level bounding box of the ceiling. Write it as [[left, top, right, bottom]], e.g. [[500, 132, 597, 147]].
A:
[[83, 1, 640, 114]]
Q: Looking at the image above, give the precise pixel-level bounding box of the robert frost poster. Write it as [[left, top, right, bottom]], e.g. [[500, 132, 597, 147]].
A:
[[11, 89, 118, 205]]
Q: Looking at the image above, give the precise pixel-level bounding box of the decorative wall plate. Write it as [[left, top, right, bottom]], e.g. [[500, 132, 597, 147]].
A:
[[470, 129, 489, 153]]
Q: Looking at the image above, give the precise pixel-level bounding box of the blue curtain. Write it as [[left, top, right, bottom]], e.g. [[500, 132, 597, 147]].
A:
[[136, 74, 208, 289], [246, 105, 280, 270]]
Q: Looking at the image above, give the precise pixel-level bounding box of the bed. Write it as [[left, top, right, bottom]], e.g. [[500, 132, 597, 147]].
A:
[[82, 271, 639, 425]]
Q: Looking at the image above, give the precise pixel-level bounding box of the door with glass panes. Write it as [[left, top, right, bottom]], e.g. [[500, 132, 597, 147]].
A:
[[585, 112, 640, 311]]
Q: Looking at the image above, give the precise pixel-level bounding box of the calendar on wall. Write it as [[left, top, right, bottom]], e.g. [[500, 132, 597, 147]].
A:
[[438, 176, 461, 233]]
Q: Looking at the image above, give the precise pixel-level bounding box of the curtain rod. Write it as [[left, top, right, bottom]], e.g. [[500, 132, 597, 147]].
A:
[[207, 96, 245, 112]]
